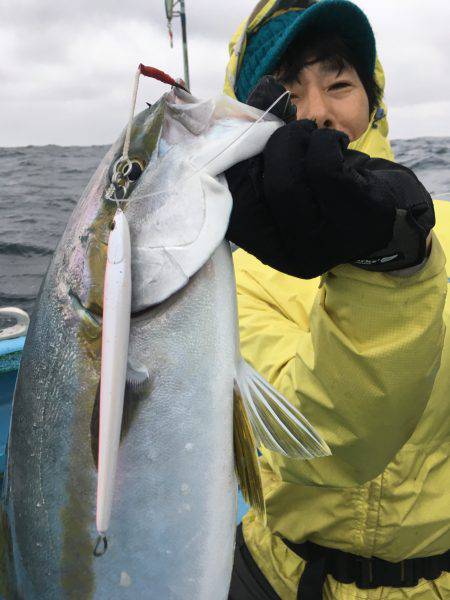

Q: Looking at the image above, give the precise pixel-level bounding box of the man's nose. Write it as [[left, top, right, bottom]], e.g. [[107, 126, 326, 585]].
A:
[[303, 90, 334, 128]]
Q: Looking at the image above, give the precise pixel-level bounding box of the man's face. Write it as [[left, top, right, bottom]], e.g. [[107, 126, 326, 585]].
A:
[[282, 61, 370, 141]]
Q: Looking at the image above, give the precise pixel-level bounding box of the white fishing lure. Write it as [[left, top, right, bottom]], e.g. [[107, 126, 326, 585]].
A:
[[95, 208, 131, 554]]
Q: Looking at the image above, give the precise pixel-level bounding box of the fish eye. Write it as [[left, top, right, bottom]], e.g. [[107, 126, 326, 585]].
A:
[[128, 161, 144, 181]]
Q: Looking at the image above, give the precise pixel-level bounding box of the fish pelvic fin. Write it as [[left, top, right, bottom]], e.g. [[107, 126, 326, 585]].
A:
[[235, 359, 331, 460], [233, 387, 265, 517]]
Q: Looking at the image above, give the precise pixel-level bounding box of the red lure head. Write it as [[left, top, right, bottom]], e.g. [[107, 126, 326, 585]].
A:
[[138, 65, 188, 92]]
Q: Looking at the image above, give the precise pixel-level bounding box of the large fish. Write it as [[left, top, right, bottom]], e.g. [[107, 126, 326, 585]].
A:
[[0, 86, 329, 599]]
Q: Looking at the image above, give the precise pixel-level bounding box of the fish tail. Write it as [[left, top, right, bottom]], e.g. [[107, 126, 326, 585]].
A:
[[233, 388, 265, 517]]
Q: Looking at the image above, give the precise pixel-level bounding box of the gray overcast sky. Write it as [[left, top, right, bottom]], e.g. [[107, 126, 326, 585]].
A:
[[1, 0, 449, 146]]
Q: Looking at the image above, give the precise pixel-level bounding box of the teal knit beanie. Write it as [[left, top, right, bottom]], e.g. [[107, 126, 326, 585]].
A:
[[235, 0, 376, 102]]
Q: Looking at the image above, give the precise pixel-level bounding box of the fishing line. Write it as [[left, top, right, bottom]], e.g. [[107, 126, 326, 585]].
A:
[[123, 67, 142, 161], [126, 90, 291, 204], [104, 67, 142, 211], [123, 65, 188, 162], [187, 91, 291, 180]]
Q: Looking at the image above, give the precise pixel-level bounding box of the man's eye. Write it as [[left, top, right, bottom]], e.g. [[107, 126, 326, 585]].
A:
[[330, 82, 351, 91]]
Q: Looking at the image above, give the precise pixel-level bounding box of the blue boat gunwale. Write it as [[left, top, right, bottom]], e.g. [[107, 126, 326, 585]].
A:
[[0, 336, 26, 359]]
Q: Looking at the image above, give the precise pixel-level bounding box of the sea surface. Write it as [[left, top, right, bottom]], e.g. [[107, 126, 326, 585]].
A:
[[0, 138, 449, 316]]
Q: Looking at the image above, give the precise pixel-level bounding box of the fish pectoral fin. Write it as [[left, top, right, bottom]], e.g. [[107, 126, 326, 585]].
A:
[[126, 358, 151, 398], [119, 359, 152, 442], [235, 359, 331, 460], [233, 387, 265, 517]]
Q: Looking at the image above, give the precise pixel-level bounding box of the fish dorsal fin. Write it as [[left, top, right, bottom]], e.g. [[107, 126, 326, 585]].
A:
[[234, 359, 331, 459]]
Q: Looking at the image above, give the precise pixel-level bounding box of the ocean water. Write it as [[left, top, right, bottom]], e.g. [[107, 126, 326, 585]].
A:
[[0, 138, 449, 316]]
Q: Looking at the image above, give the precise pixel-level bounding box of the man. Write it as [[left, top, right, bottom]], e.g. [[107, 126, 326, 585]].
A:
[[223, 1, 450, 598]]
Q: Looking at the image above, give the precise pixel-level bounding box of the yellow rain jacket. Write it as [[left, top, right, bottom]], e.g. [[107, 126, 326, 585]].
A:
[[225, 3, 450, 599]]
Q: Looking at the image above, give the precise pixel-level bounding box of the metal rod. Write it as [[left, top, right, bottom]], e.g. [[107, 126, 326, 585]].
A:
[[179, 0, 190, 90]]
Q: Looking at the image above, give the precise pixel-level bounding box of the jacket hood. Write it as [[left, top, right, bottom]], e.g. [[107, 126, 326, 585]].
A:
[[224, 0, 394, 161]]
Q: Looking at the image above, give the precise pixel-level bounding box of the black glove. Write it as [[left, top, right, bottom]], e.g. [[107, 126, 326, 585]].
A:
[[348, 160, 435, 271], [258, 120, 395, 277], [226, 107, 434, 277], [247, 76, 297, 123], [301, 123, 434, 272]]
